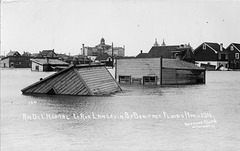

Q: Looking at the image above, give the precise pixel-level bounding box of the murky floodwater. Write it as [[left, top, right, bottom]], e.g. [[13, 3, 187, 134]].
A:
[[1, 68, 240, 151]]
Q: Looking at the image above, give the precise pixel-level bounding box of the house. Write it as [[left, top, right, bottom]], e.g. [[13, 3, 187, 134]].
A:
[[37, 49, 58, 58], [95, 53, 113, 66], [22, 52, 32, 57], [225, 43, 240, 69], [6, 51, 21, 57], [21, 64, 122, 96], [31, 58, 69, 72], [116, 58, 205, 85], [136, 40, 195, 63], [0, 51, 31, 68], [193, 42, 228, 70]]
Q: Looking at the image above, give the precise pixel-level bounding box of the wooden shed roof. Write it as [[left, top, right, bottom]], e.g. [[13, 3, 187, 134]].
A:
[[21, 65, 122, 96], [30, 58, 69, 66], [163, 59, 205, 70]]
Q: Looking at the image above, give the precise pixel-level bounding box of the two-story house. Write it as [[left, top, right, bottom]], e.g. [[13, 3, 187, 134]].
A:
[[193, 42, 228, 70], [136, 40, 195, 63], [0, 51, 31, 68], [37, 49, 58, 58], [225, 43, 240, 69]]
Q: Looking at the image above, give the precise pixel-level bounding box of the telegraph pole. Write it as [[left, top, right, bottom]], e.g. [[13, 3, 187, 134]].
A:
[[112, 42, 114, 68]]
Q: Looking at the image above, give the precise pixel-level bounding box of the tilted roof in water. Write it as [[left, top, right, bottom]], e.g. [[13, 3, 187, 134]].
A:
[[21, 65, 122, 96]]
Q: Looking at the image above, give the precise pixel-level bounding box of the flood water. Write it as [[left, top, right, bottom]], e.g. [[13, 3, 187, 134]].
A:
[[1, 68, 240, 151]]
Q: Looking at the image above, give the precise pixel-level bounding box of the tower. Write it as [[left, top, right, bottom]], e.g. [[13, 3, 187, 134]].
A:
[[154, 38, 159, 46], [100, 37, 105, 45], [161, 39, 166, 46]]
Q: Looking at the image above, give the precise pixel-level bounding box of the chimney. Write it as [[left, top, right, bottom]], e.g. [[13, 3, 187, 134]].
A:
[[220, 43, 223, 51], [140, 50, 143, 54], [82, 44, 85, 56]]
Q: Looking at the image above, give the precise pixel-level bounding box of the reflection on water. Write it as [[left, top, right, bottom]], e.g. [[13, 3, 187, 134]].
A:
[[1, 68, 240, 151]]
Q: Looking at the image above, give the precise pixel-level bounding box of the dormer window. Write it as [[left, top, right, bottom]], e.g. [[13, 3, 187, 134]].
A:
[[230, 46, 234, 51], [203, 43, 206, 50]]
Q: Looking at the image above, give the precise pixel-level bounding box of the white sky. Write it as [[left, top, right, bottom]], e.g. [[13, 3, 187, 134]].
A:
[[1, 0, 240, 56]]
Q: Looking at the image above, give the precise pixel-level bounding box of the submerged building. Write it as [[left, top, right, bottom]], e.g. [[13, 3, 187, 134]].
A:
[[21, 64, 122, 96], [116, 58, 205, 85]]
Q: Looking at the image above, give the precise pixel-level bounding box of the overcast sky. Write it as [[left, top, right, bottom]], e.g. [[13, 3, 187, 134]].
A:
[[1, 0, 240, 56]]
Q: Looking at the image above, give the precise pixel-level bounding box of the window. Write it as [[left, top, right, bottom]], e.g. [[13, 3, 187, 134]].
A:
[[236, 53, 239, 59], [225, 54, 228, 60], [230, 46, 234, 51], [203, 44, 206, 50], [218, 54, 221, 60], [35, 66, 39, 71], [119, 76, 131, 83], [143, 76, 157, 85], [132, 78, 142, 84]]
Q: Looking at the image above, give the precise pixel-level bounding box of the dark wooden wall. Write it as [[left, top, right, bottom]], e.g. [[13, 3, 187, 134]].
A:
[[162, 68, 205, 85]]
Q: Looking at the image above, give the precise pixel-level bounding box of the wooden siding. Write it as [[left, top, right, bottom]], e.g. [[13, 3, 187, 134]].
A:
[[162, 69, 177, 85], [0, 58, 10, 68], [162, 68, 205, 85], [22, 68, 91, 95], [77, 66, 121, 95], [116, 58, 161, 84]]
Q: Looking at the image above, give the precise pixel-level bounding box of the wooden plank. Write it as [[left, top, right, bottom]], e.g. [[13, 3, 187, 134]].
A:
[[32, 69, 73, 93], [57, 76, 82, 94], [61, 79, 85, 94], [73, 68, 93, 95], [54, 71, 77, 92], [38, 71, 75, 93]]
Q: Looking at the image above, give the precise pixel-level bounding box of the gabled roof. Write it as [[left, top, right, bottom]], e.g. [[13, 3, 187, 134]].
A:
[[21, 65, 122, 96], [6, 51, 21, 57], [178, 48, 195, 63], [232, 43, 240, 52], [195, 42, 226, 53], [148, 45, 179, 58], [38, 50, 58, 57], [163, 59, 205, 70], [30, 58, 69, 66], [136, 53, 150, 58], [95, 53, 111, 61]]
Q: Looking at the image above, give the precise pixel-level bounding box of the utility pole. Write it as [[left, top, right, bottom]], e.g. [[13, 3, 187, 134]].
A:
[[82, 44, 85, 64], [112, 42, 114, 68]]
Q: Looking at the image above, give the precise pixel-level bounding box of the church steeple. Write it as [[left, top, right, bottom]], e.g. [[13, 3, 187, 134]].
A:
[[154, 38, 159, 46], [161, 39, 166, 46]]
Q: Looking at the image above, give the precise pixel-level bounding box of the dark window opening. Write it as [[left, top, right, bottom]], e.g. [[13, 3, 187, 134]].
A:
[[119, 76, 131, 83], [196, 78, 204, 84], [220, 54, 226, 60], [35, 66, 39, 71], [132, 78, 142, 84], [143, 76, 157, 85], [46, 88, 57, 95]]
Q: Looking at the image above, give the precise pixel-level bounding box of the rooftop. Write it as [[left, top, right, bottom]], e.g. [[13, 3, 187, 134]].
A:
[[30, 58, 69, 65]]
